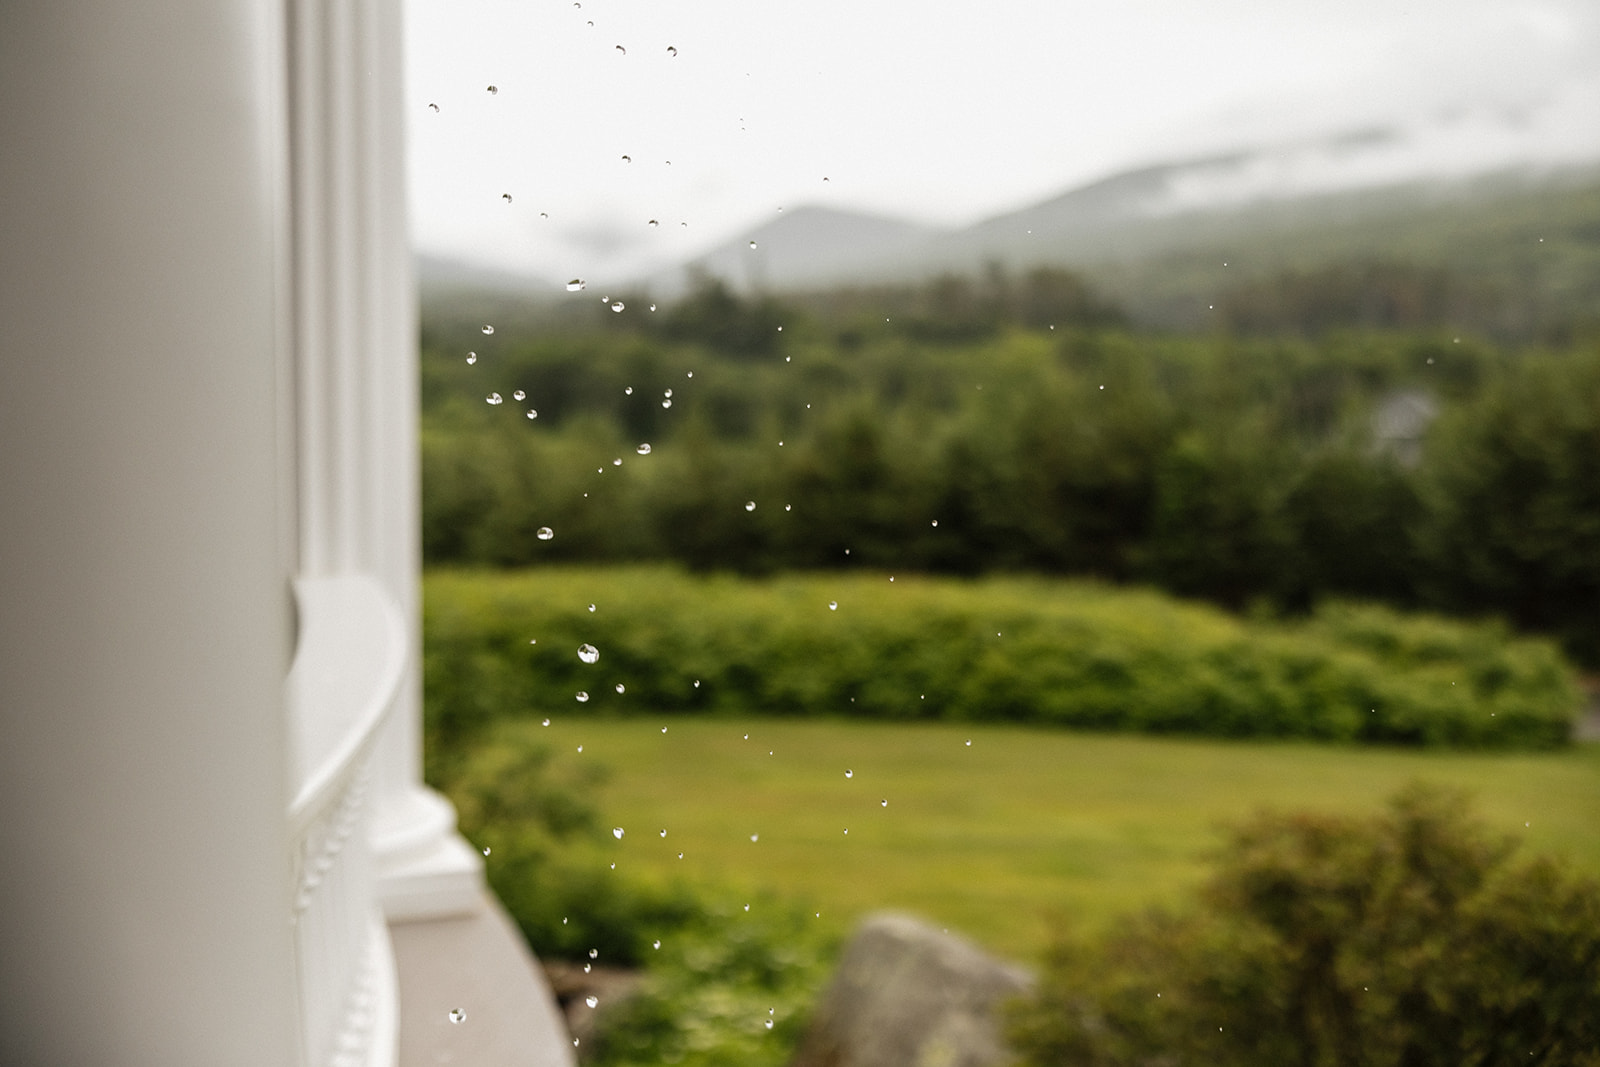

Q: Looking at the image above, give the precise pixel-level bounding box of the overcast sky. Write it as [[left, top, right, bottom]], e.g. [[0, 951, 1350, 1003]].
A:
[[403, 0, 1600, 285]]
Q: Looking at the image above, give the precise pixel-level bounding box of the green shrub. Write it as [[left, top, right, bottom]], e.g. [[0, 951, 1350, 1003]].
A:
[[424, 568, 1580, 750], [1007, 785, 1600, 1066]]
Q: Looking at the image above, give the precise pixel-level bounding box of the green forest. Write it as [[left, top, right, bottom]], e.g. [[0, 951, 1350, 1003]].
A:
[[422, 267, 1600, 665]]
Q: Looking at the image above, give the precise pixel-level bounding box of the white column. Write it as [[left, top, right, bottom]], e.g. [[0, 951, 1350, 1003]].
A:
[[0, 2, 300, 1064], [286, 0, 481, 920]]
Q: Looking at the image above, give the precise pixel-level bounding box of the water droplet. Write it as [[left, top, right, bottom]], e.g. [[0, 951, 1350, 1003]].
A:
[[466, 351, 477, 364], [540, 212, 548, 218], [748, 240, 758, 249], [828, 601, 837, 611], [636, 443, 652, 455], [502, 193, 513, 203], [513, 389, 526, 401], [486, 85, 498, 95], [526, 409, 538, 419], [621, 154, 631, 163], [588, 603, 597, 613], [542, 717, 551, 726], [486, 392, 503, 405], [777, 325, 783, 331], [822, 176, 829, 182], [744, 904, 750, 911], [578, 643, 600, 664], [614, 44, 626, 54], [428, 102, 439, 112], [931, 519, 939, 527], [666, 45, 677, 56], [612, 826, 624, 839], [585, 995, 599, 1008], [537, 527, 554, 540], [765, 1020, 775, 1030], [624, 386, 633, 395], [611, 301, 625, 313], [844, 769, 853, 778], [577, 745, 583, 752], [482, 846, 491, 855], [661, 726, 667, 733], [647, 219, 659, 228], [664, 388, 673, 398], [612, 457, 622, 466], [576, 691, 589, 702], [659, 829, 666, 837], [583, 962, 591, 972], [653, 939, 661, 949], [449, 1008, 466, 1023], [750, 833, 759, 842], [649, 303, 657, 311], [965, 739, 972, 746], [745, 501, 756, 512], [482, 324, 494, 335], [678, 852, 683, 858], [661, 399, 672, 409], [566, 279, 586, 291], [615, 683, 625, 694], [881, 798, 888, 806]]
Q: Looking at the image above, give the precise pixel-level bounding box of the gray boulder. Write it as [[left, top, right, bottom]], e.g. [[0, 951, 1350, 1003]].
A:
[[791, 913, 1033, 1067]]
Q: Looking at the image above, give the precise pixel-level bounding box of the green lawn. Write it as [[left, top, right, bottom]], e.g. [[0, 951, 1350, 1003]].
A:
[[515, 715, 1600, 961]]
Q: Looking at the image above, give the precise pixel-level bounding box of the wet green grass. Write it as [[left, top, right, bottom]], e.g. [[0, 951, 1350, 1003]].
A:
[[519, 715, 1600, 961]]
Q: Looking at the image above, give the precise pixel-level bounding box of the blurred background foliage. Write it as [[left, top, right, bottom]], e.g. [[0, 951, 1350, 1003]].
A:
[[421, 267, 1600, 665]]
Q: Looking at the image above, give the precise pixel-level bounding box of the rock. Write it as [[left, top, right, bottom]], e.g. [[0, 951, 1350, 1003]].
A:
[[790, 913, 1032, 1067]]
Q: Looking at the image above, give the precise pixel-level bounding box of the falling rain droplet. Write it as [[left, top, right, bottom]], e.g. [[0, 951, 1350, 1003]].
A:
[[653, 939, 661, 949], [844, 769, 853, 778], [566, 279, 586, 291], [537, 527, 554, 540], [542, 717, 550, 726], [526, 409, 538, 419], [649, 303, 657, 312], [513, 389, 526, 401], [615, 683, 625, 693], [428, 102, 440, 112], [620, 154, 631, 163], [785, 504, 792, 511], [765, 1020, 775, 1030], [466, 351, 477, 364], [614, 44, 625, 54], [661, 726, 667, 733], [636, 443, 652, 455], [828, 601, 838, 611], [664, 388, 673, 397], [578, 643, 600, 664], [648, 219, 659, 228], [660, 829, 666, 837], [486, 393, 503, 405], [750, 833, 759, 842], [748, 240, 757, 249], [576, 691, 589, 702], [611, 301, 625, 313], [588, 603, 597, 613], [965, 739, 972, 747], [486, 85, 498, 95], [745, 501, 756, 512], [612, 827, 624, 839], [502, 193, 513, 203], [483, 846, 491, 855], [585, 995, 599, 1008], [661, 399, 672, 409], [482, 324, 494, 335], [624, 386, 633, 395], [666, 45, 677, 56], [449, 1008, 466, 1023], [881, 798, 888, 807]]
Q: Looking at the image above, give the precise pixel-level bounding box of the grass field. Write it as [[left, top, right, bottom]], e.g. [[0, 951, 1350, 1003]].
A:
[[504, 715, 1600, 961]]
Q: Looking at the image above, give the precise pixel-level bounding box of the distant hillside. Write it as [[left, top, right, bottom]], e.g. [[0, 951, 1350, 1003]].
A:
[[663, 161, 1600, 338]]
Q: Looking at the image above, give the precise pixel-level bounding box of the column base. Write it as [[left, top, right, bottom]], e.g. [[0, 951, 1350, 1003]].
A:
[[372, 785, 483, 922]]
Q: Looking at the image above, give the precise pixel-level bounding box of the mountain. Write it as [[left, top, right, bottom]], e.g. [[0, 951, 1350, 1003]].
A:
[[416, 252, 552, 298], [646, 205, 942, 297]]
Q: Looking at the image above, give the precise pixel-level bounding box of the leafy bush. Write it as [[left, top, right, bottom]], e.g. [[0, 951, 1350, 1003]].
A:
[[585, 896, 836, 1067], [430, 719, 836, 1066], [424, 568, 1580, 750], [1007, 785, 1600, 1066]]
